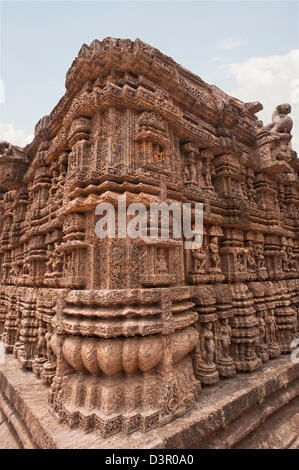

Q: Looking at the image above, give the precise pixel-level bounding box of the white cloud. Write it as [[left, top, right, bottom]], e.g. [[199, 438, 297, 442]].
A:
[[218, 38, 244, 50], [0, 122, 34, 147], [222, 49, 299, 152]]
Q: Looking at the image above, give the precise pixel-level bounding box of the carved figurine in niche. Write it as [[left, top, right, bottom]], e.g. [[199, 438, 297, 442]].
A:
[[200, 149, 214, 188], [231, 178, 241, 197], [23, 260, 32, 278], [191, 241, 206, 274], [255, 242, 266, 271], [153, 144, 164, 163], [202, 158, 213, 187], [257, 312, 266, 345], [236, 253, 245, 272], [247, 174, 256, 206], [45, 245, 55, 276], [219, 318, 232, 360], [49, 168, 59, 198], [208, 237, 221, 272], [256, 311, 269, 362], [45, 330, 56, 364], [267, 310, 278, 346], [185, 154, 197, 184], [36, 325, 47, 359], [52, 244, 63, 275], [281, 244, 290, 272], [157, 248, 168, 274], [33, 322, 48, 376], [41, 327, 56, 385], [246, 239, 256, 272], [65, 253, 72, 274], [201, 322, 216, 366]]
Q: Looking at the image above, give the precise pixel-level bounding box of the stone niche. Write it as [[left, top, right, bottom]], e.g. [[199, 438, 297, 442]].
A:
[[0, 38, 298, 440]]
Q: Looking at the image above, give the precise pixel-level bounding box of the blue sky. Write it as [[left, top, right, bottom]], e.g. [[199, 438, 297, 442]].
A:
[[0, 0, 298, 149]]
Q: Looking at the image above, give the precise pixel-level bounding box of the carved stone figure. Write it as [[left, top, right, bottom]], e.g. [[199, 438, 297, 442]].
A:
[[264, 104, 293, 135], [267, 310, 278, 346], [246, 240, 256, 272], [191, 245, 206, 273], [219, 318, 231, 360], [208, 237, 221, 272], [201, 322, 216, 365]]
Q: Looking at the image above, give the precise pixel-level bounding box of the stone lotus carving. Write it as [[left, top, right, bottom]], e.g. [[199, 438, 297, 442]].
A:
[[60, 326, 198, 376]]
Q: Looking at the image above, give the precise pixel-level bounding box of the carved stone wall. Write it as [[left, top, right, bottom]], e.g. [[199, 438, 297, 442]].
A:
[[0, 38, 298, 438]]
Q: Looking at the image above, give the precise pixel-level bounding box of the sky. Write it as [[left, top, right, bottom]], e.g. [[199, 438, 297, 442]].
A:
[[0, 0, 298, 150]]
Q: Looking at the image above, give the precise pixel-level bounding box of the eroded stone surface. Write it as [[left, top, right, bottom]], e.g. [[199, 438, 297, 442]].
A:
[[0, 38, 298, 442]]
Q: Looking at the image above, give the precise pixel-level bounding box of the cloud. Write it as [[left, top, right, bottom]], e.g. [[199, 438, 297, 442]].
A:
[[222, 49, 299, 152], [0, 122, 34, 147], [218, 38, 244, 50]]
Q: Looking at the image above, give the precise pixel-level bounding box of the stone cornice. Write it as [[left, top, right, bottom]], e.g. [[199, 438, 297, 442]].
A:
[[26, 37, 263, 162]]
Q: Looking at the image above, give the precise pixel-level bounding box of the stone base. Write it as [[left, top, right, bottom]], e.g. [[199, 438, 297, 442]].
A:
[[269, 344, 281, 359], [32, 358, 47, 376], [216, 359, 237, 378], [235, 357, 262, 372], [195, 363, 219, 385], [0, 354, 299, 449], [256, 346, 270, 363]]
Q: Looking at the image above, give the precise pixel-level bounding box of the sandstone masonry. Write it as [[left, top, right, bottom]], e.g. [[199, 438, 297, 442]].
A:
[[0, 37, 298, 442]]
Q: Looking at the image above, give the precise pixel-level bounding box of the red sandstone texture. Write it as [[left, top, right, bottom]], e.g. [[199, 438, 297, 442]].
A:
[[0, 38, 298, 444]]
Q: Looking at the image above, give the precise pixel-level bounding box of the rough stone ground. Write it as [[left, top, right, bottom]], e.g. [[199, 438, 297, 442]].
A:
[[0, 411, 20, 449], [0, 354, 298, 449]]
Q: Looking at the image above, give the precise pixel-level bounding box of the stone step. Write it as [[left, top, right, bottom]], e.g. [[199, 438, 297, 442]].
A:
[[198, 380, 299, 448], [0, 353, 299, 449], [0, 412, 21, 449], [234, 395, 299, 449]]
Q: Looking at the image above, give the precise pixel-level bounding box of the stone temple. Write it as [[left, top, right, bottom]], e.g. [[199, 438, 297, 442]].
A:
[[0, 37, 298, 449]]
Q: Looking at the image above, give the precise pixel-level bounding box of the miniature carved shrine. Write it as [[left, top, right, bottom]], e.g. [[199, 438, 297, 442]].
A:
[[0, 38, 298, 441]]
